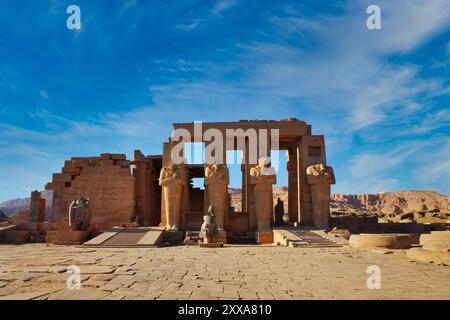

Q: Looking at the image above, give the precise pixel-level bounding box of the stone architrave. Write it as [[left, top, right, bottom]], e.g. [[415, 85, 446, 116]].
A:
[[159, 164, 184, 230], [204, 164, 229, 230], [250, 157, 277, 231], [306, 163, 335, 228]]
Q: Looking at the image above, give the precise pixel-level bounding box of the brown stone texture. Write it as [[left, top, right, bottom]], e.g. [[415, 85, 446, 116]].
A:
[[46, 154, 135, 229], [62, 166, 134, 225]]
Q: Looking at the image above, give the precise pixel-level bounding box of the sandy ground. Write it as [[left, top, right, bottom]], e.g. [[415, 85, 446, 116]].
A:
[[0, 243, 449, 300]]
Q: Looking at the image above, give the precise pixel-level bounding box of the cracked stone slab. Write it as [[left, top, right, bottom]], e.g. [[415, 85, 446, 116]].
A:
[[79, 266, 116, 274]]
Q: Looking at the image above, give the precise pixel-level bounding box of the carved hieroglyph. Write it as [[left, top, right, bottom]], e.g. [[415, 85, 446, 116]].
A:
[[159, 164, 184, 230], [250, 157, 277, 231], [306, 163, 335, 228], [204, 164, 229, 230]]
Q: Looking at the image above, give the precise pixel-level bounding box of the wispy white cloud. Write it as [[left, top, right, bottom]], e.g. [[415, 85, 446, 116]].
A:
[[39, 90, 49, 100], [175, 18, 202, 30], [237, 0, 450, 132], [210, 0, 237, 16]]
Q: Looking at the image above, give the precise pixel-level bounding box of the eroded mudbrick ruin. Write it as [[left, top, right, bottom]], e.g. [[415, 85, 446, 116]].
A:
[[2, 119, 337, 246]]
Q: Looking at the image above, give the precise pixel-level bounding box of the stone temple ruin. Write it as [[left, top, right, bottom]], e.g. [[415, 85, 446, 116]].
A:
[[1, 119, 338, 246]]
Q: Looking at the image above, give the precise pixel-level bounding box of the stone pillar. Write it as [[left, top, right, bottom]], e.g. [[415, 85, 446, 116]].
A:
[[250, 158, 276, 231], [204, 164, 229, 230], [296, 142, 305, 224], [30, 190, 41, 222], [287, 149, 298, 223], [306, 164, 335, 228], [132, 160, 153, 225], [159, 164, 184, 230], [51, 189, 63, 221]]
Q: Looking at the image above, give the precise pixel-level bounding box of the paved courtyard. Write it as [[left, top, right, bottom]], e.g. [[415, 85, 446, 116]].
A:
[[0, 243, 449, 300]]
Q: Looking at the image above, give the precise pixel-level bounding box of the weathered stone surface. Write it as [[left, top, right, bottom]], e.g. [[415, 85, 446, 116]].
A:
[[349, 234, 413, 249], [80, 266, 116, 274], [204, 164, 229, 229], [407, 248, 450, 266], [306, 163, 335, 227], [159, 164, 184, 230], [48, 288, 109, 300], [0, 291, 53, 300], [250, 158, 276, 231]]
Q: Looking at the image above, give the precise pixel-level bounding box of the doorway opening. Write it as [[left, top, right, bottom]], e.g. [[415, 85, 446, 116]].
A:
[[271, 150, 289, 224], [226, 150, 243, 213]]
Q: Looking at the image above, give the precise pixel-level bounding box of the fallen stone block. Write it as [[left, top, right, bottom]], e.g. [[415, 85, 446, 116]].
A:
[[349, 233, 413, 249]]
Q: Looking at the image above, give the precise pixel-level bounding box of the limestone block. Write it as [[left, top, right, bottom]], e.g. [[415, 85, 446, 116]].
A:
[[407, 248, 450, 265], [427, 231, 450, 241], [53, 230, 89, 245], [71, 159, 90, 168], [115, 160, 131, 167], [349, 234, 413, 249], [256, 231, 274, 244], [53, 173, 73, 183], [419, 234, 431, 245], [46, 230, 57, 243], [100, 153, 111, 159], [62, 166, 77, 174], [99, 159, 114, 166], [111, 154, 126, 160], [3, 230, 30, 243], [422, 240, 450, 252], [45, 182, 67, 190]]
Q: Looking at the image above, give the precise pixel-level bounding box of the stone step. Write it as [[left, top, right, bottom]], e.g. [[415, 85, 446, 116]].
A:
[[227, 234, 256, 244], [2, 230, 30, 244], [83, 227, 164, 248], [291, 230, 343, 248]]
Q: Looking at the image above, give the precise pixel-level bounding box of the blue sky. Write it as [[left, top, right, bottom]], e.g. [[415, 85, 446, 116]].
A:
[[0, 0, 449, 202]]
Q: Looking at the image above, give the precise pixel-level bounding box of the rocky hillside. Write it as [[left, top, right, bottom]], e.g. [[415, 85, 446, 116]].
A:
[[332, 190, 449, 214], [229, 188, 449, 215], [0, 191, 53, 217]]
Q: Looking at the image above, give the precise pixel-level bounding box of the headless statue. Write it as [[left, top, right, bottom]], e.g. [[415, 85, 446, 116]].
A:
[[159, 163, 184, 230], [204, 163, 229, 230], [306, 163, 336, 227], [250, 157, 277, 231]]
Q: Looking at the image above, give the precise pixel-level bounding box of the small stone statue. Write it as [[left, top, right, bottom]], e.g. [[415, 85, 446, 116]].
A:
[[199, 205, 219, 240], [68, 197, 91, 231]]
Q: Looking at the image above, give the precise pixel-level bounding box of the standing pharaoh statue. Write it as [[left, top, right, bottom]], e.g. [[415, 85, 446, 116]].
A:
[[204, 163, 229, 230], [250, 157, 277, 231], [306, 163, 336, 228], [159, 163, 184, 230], [68, 197, 91, 231]]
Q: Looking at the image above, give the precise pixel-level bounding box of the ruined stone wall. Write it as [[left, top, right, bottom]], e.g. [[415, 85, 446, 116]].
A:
[[46, 153, 135, 230]]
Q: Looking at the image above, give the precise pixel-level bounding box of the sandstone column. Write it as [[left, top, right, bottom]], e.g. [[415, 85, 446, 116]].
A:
[[287, 148, 298, 223], [306, 163, 335, 228], [30, 190, 42, 222], [132, 159, 153, 225], [205, 164, 229, 230], [250, 158, 277, 231], [159, 164, 184, 230]]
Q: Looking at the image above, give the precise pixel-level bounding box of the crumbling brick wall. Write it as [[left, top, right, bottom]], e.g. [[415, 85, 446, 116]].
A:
[[46, 153, 135, 229]]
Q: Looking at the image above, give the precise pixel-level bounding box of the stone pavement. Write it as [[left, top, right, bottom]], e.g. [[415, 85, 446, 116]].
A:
[[0, 243, 449, 300]]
